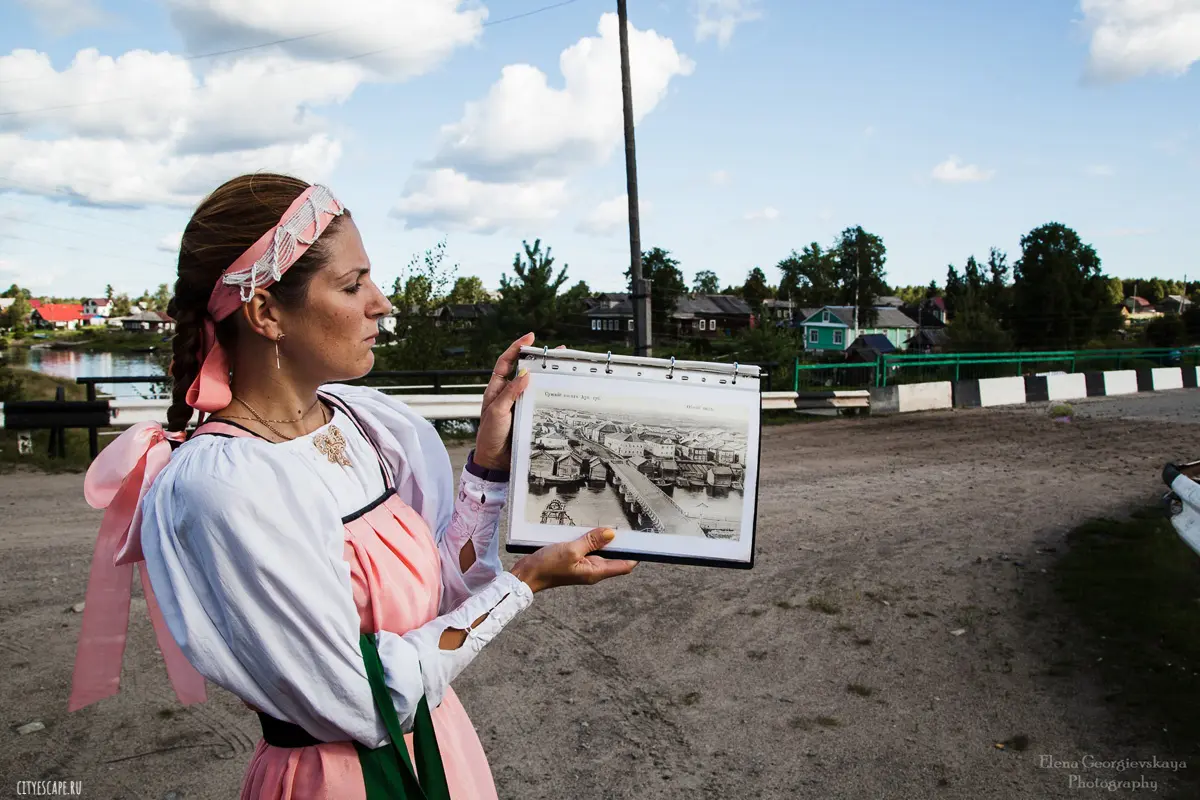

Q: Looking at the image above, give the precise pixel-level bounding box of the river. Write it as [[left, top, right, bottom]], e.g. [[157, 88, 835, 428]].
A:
[[5, 347, 165, 398]]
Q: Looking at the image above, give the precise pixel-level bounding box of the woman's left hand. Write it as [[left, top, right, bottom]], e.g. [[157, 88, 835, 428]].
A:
[[473, 333, 537, 471]]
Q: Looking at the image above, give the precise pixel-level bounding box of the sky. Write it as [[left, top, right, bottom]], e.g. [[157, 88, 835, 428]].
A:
[[0, 0, 1198, 299]]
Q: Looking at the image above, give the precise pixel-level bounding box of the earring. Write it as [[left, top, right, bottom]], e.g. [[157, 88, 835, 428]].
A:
[[275, 333, 285, 369]]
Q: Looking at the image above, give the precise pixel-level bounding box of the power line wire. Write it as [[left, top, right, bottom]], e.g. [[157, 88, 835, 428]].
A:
[[0, 0, 584, 117]]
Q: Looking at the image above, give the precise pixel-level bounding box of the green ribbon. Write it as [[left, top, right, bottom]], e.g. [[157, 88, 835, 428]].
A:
[[355, 633, 452, 800]]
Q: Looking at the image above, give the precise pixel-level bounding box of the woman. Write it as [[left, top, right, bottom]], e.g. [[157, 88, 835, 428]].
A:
[[69, 173, 637, 799]]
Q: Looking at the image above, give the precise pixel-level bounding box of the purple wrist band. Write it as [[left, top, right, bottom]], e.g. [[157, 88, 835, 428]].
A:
[[466, 450, 510, 483]]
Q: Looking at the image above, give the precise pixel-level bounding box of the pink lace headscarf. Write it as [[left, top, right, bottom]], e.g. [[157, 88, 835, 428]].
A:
[[69, 182, 344, 712], [186, 183, 345, 413]]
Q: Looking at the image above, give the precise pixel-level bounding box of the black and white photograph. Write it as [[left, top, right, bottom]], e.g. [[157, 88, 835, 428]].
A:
[[506, 348, 761, 567]]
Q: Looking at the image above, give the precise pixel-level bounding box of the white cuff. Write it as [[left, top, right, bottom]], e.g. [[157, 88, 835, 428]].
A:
[[399, 572, 533, 710]]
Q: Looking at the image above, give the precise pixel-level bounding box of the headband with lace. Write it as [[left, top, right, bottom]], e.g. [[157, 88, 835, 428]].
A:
[[186, 184, 345, 414]]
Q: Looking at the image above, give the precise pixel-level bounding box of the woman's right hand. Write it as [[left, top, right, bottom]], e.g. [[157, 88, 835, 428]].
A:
[[510, 528, 638, 594]]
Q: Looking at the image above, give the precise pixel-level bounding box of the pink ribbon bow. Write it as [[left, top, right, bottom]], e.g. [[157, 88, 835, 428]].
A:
[[69, 422, 207, 711]]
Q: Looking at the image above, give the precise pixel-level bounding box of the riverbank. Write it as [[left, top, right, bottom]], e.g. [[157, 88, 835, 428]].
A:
[[3, 329, 168, 354]]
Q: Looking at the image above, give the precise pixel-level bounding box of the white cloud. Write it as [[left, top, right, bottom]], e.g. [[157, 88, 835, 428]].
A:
[[817, 209, 834, 222], [1081, 0, 1200, 82], [395, 13, 693, 231], [694, 0, 763, 47], [743, 206, 779, 222], [576, 194, 654, 237], [15, 0, 107, 36], [158, 232, 184, 253], [0, 132, 342, 207], [1086, 163, 1116, 177], [0, 258, 64, 293], [930, 156, 996, 183], [0, 0, 485, 208], [165, 0, 486, 82], [392, 169, 568, 235], [709, 169, 731, 186]]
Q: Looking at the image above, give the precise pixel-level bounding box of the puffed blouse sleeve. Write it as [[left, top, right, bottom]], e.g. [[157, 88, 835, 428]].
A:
[[139, 438, 532, 747], [319, 384, 511, 613]]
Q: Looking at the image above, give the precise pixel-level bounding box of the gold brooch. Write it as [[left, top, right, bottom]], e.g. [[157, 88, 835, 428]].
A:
[[313, 425, 352, 467]]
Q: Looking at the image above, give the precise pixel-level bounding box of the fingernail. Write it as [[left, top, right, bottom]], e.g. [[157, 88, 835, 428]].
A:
[[517, 368, 528, 378], [602, 529, 615, 540]]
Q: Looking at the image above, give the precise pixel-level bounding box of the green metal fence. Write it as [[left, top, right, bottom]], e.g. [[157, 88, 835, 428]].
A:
[[793, 361, 877, 392], [792, 346, 1200, 392]]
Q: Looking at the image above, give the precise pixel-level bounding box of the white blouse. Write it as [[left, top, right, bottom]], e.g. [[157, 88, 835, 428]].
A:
[[139, 384, 532, 748]]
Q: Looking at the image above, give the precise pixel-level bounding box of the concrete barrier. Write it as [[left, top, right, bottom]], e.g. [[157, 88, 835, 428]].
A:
[[872, 382, 953, 414], [978, 376, 1027, 407], [868, 386, 899, 414], [1046, 372, 1087, 402], [1140, 367, 1184, 392], [1184, 367, 1200, 389], [1085, 370, 1138, 397]]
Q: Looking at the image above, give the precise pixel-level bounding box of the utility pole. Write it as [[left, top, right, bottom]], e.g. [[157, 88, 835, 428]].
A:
[[617, 0, 651, 357]]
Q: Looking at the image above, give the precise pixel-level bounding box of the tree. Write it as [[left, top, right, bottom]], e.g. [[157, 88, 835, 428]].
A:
[[1145, 314, 1186, 347], [152, 284, 172, 312], [559, 280, 592, 319], [895, 285, 928, 306], [625, 247, 686, 334], [3, 294, 30, 332], [1105, 277, 1125, 307], [446, 275, 490, 306], [111, 293, 133, 317], [984, 247, 1010, 317], [776, 243, 838, 307], [2, 284, 31, 299], [494, 239, 570, 338], [105, 284, 114, 301], [946, 306, 1011, 352], [693, 270, 720, 294], [742, 267, 772, 312], [832, 226, 888, 329], [378, 239, 457, 370], [1009, 223, 1118, 348]]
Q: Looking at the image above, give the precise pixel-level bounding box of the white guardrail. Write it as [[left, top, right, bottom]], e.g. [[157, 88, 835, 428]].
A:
[[2, 391, 805, 430]]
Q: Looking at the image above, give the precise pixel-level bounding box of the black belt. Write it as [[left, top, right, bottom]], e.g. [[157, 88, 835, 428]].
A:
[[258, 713, 325, 748]]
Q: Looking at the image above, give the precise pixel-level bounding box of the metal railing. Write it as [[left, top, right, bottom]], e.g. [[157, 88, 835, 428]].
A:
[[791, 346, 1200, 391], [1, 365, 785, 460]]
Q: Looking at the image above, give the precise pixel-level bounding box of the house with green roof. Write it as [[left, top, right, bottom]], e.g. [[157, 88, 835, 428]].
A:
[[798, 305, 918, 353]]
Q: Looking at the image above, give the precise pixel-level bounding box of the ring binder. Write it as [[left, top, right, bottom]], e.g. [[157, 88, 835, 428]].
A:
[[506, 346, 760, 569]]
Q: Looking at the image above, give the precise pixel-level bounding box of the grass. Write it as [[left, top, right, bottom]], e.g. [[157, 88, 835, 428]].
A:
[[7, 329, 167, 353], [807, 595, 841, 615], [0, 368, 106, 473], [1054, 507, 1200, 757]]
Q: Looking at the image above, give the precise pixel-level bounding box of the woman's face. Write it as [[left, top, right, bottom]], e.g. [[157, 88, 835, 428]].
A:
[[276, 217, 392, 383]]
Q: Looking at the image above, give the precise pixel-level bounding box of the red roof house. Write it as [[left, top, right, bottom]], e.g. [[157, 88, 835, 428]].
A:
[[32, 303, 85, 330]]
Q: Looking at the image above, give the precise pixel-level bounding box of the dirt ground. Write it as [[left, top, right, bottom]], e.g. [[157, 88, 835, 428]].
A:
[[3, 391, 1200, 799]]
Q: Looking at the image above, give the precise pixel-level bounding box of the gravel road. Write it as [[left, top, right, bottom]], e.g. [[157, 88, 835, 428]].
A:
[[3, 389, 1199, 799]]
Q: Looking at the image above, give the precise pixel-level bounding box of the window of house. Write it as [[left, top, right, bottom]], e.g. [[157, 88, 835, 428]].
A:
[[591, 319, 599, 330], [809, 328, 819, 344], [833, 330, 843, 345], [708, 319, 716, 331], [823, 311, 830, 322], [627, 319, 634, 331]]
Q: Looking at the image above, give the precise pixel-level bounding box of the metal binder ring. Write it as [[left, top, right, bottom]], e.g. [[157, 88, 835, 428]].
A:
[[733, 361, 738, 384], [606, 351, 613, 374], [667, 356, 675, 379], [541, 346, 548, 368]]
